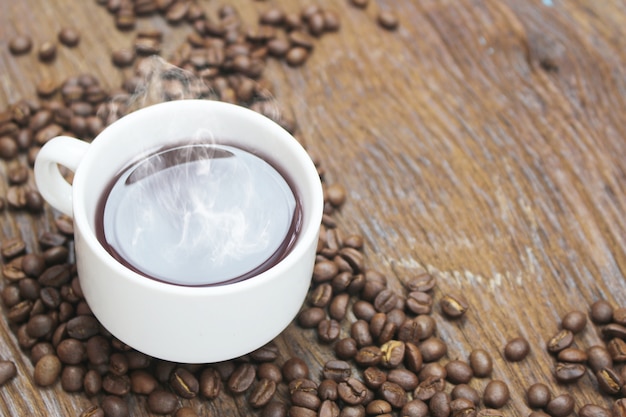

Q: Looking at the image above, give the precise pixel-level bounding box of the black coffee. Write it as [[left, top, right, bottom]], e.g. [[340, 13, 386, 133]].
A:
[[96, 142, 301, 286]]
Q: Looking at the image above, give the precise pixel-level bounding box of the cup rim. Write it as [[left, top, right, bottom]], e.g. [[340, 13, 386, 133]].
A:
[[71, 100, 323, 294]]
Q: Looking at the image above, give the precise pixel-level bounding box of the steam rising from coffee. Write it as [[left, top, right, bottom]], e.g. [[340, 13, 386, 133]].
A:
[[99, 58, 298, 286]]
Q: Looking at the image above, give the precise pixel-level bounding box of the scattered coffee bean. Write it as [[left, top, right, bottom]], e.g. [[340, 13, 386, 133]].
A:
[[349, 0, 369, 9], [58, 28, 80, 47], [469, 349, 493, 378], [440, 292, 469, 318], [578, 404, 612, 417], [554, 362, 586, 383], [377, 11, 400, 30], [561, 310, 587, 333], [101, 395, 130, 417], [8, 35, 33, 55], [0, 360, 17, 386], [148, 390, 178, 414], [283, 357, 309, 382], [482, 380, 510, 409], [547, 329, 574, 353], [526, 382, 551, 409], [590, 300, 613, 324], [34, 354, 61, 386], [546, 394, 575, 417], [504, 336, 530, 361], [38, 41, 57, 62], [445, 359, 473, 384]]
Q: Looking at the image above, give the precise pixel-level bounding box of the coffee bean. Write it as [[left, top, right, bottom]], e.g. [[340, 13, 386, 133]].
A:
[[483, 380, 510, 409], [373, 289, 399, 313], [504, 337, 530, 361], [547, 329, 574, 353], [526, 382, 551, 409], [1, 237, 25, 259], [80, 405, 104, 417], [148, 390, 178, 414], [590, 300, 613, 324], [554, 362, 586, 383], [329, 293, 350, 321], [406, 291, 433, 315], [262, 401, 288, 417], [587, 345, 614, 372], [337, 377, 368, 405], [419, 363, 447, 383], [38, 41, 57, 62], [430, 391, 451, 417], [450, 398, 476, 417], [128, 370, 157, 395], [602, 323, 626, 339], [383, 369, 416, 392], [557, 347, 588, 363], [8, 300, 33, 323], [291, 388, 321, 410], [102, 374, 131, 396], [61, 365, 86, 392], [362, 366, 386, 390], [403, 342, 423, 373], [314, 379, 337, 402], [0, 361, 17, 386], [101, 395, 129, 417], [578, 404, 612, 417], [420, 337, 447, 362], [440, 293, 469, 318], [379, 339, 404, 368], [561, 310, 587, 333], [349, 0, 369, 9], [318, 319, 341, 343], [34, 354, 61, 386], [379, 380, 407, 408], [285, 47, 309, 66], [608, 337, 626, 361], [289, 406, 317, 417], [249, 378, 277, 408], [175, 407, 199, 417], [283, 357, 309, 382], [355, 346, 382, 367], [377, 11, 399, 30], [66, 315, 99, 340], [170, 367, 199, 398], [309, 283, 332, 308], [365, 399, 392, 415], [596, 367, 623, 395], [58, 28, 80, 46], [401, 399, 429, 417], [335, 337, 358, 360], [546, 394, 575, 417], [323, 360, 351, 382], [413, 376, 445, 401], [613, 400, 626, 417], [298, 307, 326, 328], [22, 254, 46, 278], [26, 314, 54, 338], [313, 260, 339, 283], [19, 278, 41, 301], [9, 35, 33, 55], [56, 338, 85, 365], [445, 360, 473, 384], [451, 383, 480, 406], [469, 349, 493, 378], [83, 369, 102, 396], [198, 367, 222, 399]]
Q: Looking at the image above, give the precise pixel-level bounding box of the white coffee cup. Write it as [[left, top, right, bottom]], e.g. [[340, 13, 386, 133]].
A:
[[34, 100, 323, 363]]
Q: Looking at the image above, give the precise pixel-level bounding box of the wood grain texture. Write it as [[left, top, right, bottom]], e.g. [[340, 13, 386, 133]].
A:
[[0, 0, 625, 415]]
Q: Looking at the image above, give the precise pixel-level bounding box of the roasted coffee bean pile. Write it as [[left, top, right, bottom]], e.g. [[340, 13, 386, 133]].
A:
[[1, 2, 625, 417]]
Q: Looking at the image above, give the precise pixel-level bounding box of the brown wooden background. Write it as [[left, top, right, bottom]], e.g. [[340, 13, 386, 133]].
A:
[[0, 0, 625, 415]]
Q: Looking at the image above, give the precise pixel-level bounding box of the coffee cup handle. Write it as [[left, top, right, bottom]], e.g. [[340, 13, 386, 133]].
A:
[[34, 136, 90, 217]]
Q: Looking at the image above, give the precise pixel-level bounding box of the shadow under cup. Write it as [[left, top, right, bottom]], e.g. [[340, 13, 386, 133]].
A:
[[57, 100, 323, 363]]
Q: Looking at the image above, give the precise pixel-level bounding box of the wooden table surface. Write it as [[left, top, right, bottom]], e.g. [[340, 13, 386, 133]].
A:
[[1, 0, 625, 416]]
